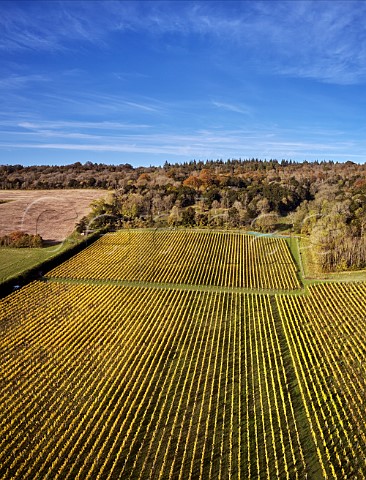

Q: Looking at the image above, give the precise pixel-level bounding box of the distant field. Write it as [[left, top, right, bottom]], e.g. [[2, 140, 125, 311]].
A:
[[0, 241, 76, 284], [0, 189, 108, 241]]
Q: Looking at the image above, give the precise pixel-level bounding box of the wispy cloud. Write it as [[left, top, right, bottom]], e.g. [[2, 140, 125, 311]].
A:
[[0, 1, 106, 52], [1, 1, 366, 84], [246, 0, 366, 84], [0, 73, 50, 89], [0, 83, 166, 119], [40, 91, 165, 115], [123, 101, 159, 113], [0, 127, 363, 162], [212, 101, 251, 115], [110, 1, 366, 85], [16, 120, 151, 131]]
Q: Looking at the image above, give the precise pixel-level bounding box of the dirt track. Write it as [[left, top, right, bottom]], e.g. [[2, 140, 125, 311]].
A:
[[0, 190, 108, 241]]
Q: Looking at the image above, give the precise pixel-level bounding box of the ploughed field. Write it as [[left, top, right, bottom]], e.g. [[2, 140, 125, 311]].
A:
[[0, 189, 107, 242], [1, 229, 366, 479]]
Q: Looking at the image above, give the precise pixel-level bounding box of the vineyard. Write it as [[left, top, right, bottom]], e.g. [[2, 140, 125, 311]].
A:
[[277, 283, 366, 478], [1, 229, 366, 479], [46, 230, 300, 290]]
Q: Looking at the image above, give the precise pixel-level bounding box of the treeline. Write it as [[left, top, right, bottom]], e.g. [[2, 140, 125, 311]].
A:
[[0, 158, 344, 191], [0, 161, 135, 189], [0, 231, 43, 248], [2, 158, 366, 271]]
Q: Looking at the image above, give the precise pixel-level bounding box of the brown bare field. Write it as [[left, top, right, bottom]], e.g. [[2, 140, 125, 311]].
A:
[[0, 189, 108, 242]]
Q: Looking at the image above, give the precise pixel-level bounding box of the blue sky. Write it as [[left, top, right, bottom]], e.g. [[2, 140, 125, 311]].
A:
[[1, 0, 366, 167]]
